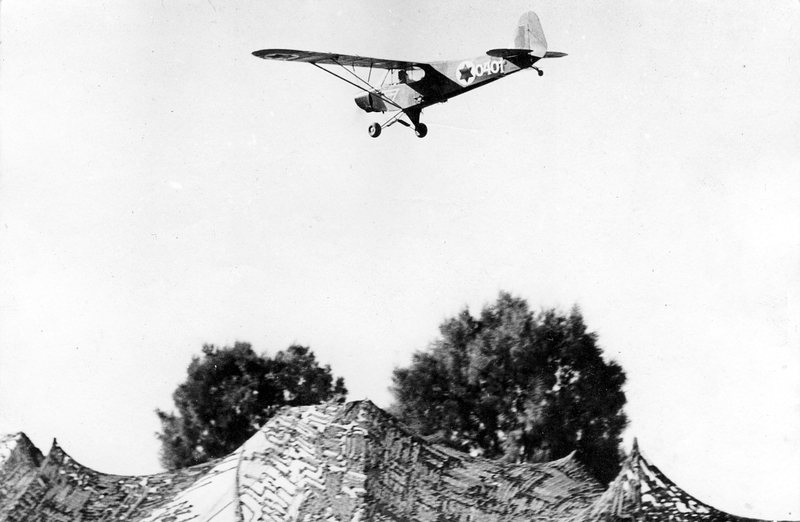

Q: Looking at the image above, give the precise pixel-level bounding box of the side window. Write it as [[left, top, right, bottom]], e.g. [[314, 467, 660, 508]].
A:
[[396, 67, 425, 84], [406, 67, 425, 82]]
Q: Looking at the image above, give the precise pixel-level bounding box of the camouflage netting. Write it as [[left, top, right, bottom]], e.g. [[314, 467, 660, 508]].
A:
[[0, 401, 793, 522]]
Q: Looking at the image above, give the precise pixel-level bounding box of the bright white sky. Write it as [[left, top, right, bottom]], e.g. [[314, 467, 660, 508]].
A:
[[1, 0, 798, 518]]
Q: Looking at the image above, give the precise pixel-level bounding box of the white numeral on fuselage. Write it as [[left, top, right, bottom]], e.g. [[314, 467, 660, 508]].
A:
[[456, 60, 505, 86]]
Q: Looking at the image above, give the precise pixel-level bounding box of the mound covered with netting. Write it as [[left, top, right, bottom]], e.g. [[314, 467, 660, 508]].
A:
[[0, 401, 792, 522]]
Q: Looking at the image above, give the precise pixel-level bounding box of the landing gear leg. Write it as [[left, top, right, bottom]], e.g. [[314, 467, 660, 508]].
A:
[[406, 108, 428, 139], [533, 67, 544, 77], [372, 109, 427, 137]]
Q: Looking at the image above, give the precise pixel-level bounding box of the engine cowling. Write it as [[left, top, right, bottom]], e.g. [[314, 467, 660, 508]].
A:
[[354, 92, 387, 113]]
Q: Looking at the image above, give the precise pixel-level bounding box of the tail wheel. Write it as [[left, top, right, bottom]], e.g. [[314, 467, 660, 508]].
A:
[[414, 123, 428, 138], [368, 123, 382, 138]]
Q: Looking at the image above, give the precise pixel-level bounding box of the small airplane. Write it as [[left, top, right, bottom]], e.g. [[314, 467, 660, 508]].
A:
[[252, 12, 566, 138]]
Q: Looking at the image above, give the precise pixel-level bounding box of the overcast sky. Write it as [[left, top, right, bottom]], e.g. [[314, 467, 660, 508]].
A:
[[1, 0, 798, 518]]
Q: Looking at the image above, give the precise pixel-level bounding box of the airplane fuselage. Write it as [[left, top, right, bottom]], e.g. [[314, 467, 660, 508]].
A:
[[354, 54, 539, 113]]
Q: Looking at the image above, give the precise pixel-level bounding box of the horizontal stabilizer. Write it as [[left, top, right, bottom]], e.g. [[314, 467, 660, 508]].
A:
[[544, 51, 568, 58], [486, 48, 533, 59]]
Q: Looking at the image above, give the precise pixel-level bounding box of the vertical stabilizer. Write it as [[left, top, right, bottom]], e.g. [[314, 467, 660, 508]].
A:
[[514, 11, 548, 58]]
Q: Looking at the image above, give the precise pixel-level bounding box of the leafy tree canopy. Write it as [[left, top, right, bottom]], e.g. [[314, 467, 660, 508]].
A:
[[156, 342, 346, 470], [391, 292, 627, 484]]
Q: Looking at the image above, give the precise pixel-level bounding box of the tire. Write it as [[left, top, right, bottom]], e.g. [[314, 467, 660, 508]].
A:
[[368, 123, 381, 138], [415, 123, 428, 138]]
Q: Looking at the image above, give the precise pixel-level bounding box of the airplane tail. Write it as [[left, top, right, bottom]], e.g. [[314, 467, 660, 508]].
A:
[[487, 12, 567, 62], [514, 11, 548, 58]]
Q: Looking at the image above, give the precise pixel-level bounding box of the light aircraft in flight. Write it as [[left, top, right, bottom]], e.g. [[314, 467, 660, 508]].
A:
[[252, 12, 566, 138]]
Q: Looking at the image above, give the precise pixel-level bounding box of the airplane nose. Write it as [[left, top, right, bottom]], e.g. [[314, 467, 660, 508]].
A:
[[354, 92, 383, 113]]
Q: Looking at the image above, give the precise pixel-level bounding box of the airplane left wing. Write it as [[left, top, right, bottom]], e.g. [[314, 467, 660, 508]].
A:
[[252, 49, 424, 70]]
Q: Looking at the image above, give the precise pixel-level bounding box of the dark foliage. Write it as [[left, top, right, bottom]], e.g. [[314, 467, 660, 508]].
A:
[[391, 292, 627, 484], [156, 342, 347, 470]]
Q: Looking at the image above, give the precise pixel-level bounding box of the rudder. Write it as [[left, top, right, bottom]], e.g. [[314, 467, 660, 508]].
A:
[[514, 11, 548, 58]]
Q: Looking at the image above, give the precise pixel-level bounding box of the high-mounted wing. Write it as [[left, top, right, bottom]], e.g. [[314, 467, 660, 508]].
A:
[[252, 49, 424, 70]]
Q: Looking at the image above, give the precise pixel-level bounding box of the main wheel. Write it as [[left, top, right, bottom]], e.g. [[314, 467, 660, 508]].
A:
[[537, 69, 544, 77], [368, 123, 381, 138], [414, 123, 428, 138]]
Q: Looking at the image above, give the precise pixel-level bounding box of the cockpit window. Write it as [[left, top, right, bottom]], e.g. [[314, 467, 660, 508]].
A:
[[396, 67, 425, 84], [406, 67, 425, 82]]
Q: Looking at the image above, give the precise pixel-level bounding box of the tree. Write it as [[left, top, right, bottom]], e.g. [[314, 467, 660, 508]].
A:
[[390, 292, 627, 484], [156, 342, 347, 470]]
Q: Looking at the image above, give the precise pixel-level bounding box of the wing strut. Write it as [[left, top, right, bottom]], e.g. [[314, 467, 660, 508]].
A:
[[310, 61, 405, 112]]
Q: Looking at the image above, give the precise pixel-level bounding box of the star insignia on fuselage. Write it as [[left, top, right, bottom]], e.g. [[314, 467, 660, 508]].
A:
[[459, 65, 474, 82]]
